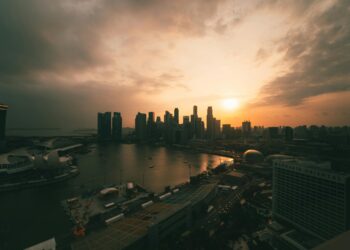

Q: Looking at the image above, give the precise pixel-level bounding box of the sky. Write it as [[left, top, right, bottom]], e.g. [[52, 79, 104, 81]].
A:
[[0, 0, 349, 128]]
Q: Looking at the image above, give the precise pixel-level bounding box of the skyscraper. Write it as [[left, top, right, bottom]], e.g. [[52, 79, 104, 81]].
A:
[[222, 124, 232, 139], [135, 112, 147, 141], [273, 158, 350, 240], [112, 112, 122, 142], [147, 112, 156, 140], [214, 119, 221, 139], [0, 103, 8, 150], [207, 106, 214, 140], [242, 120, 251, 137], [193, 105, 198, 118], [164, 111, 172, 125], [97, 112, 112, 139], [174, 108, 179, 124]]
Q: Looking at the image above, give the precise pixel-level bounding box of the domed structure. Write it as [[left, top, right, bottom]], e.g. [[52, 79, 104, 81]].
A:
[[33, 155, 47, 169], [46, 150, 61, 168], [243, 149, 264, 164]]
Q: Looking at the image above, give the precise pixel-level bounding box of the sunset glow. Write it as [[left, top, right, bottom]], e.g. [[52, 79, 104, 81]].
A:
[[0, 0, 349, 128], [221, 98, 240, 111]]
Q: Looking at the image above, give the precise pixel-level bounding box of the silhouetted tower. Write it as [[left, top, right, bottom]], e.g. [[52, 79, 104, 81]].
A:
[[147, 112, 156, 139], [207, 106, 214, 140], [242, 120, 251, 138], [174, 108, 179, 124], [112, 112, 122, 142], [97, 112, 112, 139], [135, 112, 147, 141], [193, 105, 198, 118]]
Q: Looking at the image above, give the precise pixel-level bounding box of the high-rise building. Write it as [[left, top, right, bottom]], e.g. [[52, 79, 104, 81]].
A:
[[147, 112, 156, 140], [164, 111, 172, 125], [284, 126, 294, 141], [174, 108, 179, 124], [0, 103, 8, 150], [207, 106, 214, 140], [97, 112, 112, 139], [242, 120, 251, 137], [273, 158, 350, 240], [112, 112, 122, 142], [183, 116, 190, 124], [135, 112, 147, 141], [193, 105, 198, 118], [222, 124, 232, 139], [214, 119, 221, 139]]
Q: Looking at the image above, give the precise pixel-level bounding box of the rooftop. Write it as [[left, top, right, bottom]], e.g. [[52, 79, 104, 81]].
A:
[[71, 202, 185, 250], [71, 182, 217, 250]]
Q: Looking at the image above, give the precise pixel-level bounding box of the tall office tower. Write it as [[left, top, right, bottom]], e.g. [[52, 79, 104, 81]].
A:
[[206, 106, 214, 140], [0, 103, 8, 150], [97, 112, 112, 139], [194, 117, 204, 138], [193, 105, 198, 118], [273, 159, 350, 240], [147, 112, 156, 139], [156, 116, 161, 124], [182, 116, 191, 140], [190, 105, 198, 138], [174, 108, 179, 125], [183, 116, 190, 124], [148, 112, 155, 124], [242, 120, 251, 137], [164, 111, 172, 125], [222, 124, 232, 139], [112, 112, 122, 142], [284, 126, 294, 141], [214, 119, 221, 139], [135, 112, 147, 141]]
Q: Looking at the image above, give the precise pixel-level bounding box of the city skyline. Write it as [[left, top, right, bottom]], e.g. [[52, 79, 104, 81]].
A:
[[1, 0, 350, 129]]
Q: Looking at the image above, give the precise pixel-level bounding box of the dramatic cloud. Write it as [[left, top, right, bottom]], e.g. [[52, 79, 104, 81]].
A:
[[1, 0, 349, 128], [257, 0, 350, 106], [0, 0, 224, 80]]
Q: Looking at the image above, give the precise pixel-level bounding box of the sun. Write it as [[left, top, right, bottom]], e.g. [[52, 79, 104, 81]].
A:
[[221, 98, 240, 110]]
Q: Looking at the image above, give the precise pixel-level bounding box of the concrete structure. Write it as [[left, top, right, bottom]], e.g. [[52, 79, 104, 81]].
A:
[[273, 158, 350, 240], [71, 183, 217, 250]]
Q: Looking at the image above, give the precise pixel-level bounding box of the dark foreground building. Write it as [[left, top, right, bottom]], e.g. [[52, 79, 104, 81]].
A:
[[0, 103, 8, 151], [273, 158, 350, 240]]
